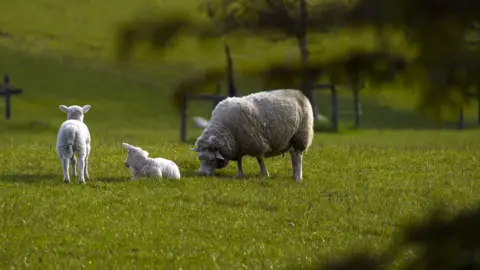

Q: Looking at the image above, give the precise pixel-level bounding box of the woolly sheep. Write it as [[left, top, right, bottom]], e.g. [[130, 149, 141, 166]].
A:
[[122, 142, 181, 180], [56, 104, 92, 184], [190, 89, 314, 182]]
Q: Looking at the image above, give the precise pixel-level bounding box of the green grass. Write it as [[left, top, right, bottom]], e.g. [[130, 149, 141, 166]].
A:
[[0, 0, 480, 268]]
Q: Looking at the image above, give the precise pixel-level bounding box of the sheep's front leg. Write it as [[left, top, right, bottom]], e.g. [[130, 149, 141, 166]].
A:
[[256, 157, 269, 177], [289, 149, 303, 182], [70, 156, 77, 178], [77, 156, 86, 184], [61, 158, 70, 183], [235, 158, 245, 178]]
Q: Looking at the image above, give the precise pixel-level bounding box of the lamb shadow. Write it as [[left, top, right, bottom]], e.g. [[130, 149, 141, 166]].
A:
[[0, 173, 59, 183], [93, 176, 129, 183]]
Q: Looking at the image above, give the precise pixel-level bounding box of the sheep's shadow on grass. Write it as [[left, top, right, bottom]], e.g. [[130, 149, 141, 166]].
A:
[[182, 170, 275, 183], [0, 173, 59, 183]]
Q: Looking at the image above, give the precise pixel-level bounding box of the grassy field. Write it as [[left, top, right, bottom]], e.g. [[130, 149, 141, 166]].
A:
[[1, 0, 480, 269]]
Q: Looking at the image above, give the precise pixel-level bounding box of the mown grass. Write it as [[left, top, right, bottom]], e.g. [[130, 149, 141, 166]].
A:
[[0, 0, 480, 268]]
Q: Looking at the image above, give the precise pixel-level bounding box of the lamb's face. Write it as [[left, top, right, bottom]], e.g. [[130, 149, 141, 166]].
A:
[[59, 104, 91, 122], [122, 143, 149, 168]]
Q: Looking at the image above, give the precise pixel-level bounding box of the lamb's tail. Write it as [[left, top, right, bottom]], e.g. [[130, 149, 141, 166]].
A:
[[66, 142, 74, 159], [58, 129, 75, 159]]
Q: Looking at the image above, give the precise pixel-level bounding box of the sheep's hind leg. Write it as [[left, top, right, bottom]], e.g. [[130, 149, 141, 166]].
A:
[[256, 157, 269, 177], [70, 156, 77, 178], [84, 145, 90, 179], [289, 149, 303, 182], [77, 155, 86, 184], [61, 158, 70, 183], [235, 158, 245, 178]]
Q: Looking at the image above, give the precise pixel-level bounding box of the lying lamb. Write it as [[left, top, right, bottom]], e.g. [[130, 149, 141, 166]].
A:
[[56, 104, 92, 184], [122, 142, 181, 180], [190, 89, 314, 182]]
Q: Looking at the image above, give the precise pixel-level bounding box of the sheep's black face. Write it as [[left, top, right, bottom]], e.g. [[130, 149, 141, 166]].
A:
[[216, 158, 229, 169], [197, 150, 229, 176]]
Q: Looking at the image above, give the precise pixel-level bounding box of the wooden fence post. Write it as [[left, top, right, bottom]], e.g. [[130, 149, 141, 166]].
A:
[[353, 85, 360, 128], [180, 93, 188, 143], [457, 107, 464, 130], [330, 84, 338, 132]]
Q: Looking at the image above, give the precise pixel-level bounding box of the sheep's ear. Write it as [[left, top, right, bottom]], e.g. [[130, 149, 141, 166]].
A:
[[215, 151, 224, 160], [59, 105, 69, 113], [82, 105, 91, 113], [122, 143, 132, 150], [142, 150, 149, 157], [190, 147, 200, 152]]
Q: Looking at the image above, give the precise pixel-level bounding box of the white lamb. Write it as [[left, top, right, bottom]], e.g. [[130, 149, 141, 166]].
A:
[[190, 89, 314, 182], [56, 104, 92, 184], [122, 142, 181, 180]]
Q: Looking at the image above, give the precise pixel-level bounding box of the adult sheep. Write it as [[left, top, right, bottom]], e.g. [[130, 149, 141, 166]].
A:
[[190, 89, 314, 182]]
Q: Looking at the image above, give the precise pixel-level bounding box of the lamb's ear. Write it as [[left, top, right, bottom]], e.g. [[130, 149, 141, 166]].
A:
[[215, 151, 225, 160], [82, 105, 91, 113], [59, 105, 69, 113], [122, 143, 132, 150]]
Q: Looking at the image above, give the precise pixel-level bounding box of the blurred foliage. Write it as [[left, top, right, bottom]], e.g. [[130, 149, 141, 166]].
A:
[[320, 205, 480, 270], [116, 0, 480, 119]]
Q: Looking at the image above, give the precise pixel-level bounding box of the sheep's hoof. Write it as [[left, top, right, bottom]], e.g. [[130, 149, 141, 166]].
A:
[[63, 179, 70, 184], [78, 179, 86, 184], [235, 174, 245, 179], [292, 176, 302, 182]]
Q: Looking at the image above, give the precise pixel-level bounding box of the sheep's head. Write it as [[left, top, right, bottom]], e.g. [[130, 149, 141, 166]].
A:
[[59, 104, 91, 122], [122, 142, 149, 169], [190, 135, 229, 176]]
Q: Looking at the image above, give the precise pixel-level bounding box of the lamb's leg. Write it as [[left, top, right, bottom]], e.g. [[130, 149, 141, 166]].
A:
[[84, 145, 90, 179], [77, 156, 86, 184], [61, 158, 70, 183], [130, 167, 137, 181], [70, 156, 77, 178], [289, 149, 303, 182], [256, 157, 270, 177], [235, 158, 245, 178]]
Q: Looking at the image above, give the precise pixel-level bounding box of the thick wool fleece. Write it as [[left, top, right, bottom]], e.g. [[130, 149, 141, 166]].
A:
[[195, 89, 314, 160]]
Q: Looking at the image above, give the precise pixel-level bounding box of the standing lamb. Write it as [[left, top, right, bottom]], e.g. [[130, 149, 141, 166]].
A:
[[122, 142, 181, 180], [56, 104, 92, 184], [190, 89, 314, 182]]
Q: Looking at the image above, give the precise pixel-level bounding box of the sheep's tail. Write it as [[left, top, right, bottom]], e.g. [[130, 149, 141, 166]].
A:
[[60, 129, 75, 159], [66, 143, 74, 159]]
